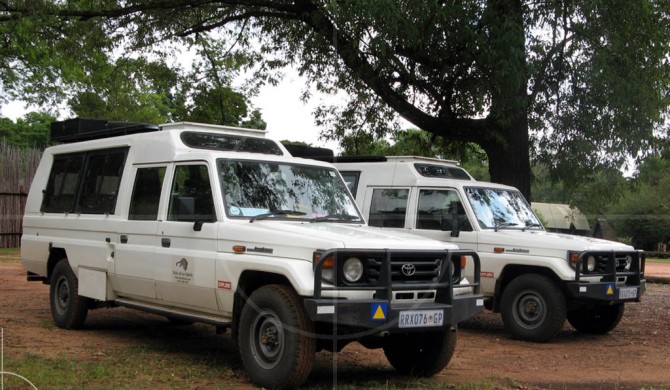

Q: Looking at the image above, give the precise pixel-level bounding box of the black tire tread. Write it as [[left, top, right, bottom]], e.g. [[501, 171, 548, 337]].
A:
[[383, 329, 457, 376], [238, 284, 315, 389], [567, 303, 625, 334], [500, 273, 566, 342], [50, 259, 89, 329]]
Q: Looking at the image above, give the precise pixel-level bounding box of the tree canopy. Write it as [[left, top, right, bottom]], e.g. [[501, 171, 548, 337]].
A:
[[1, 1, 669, 199]]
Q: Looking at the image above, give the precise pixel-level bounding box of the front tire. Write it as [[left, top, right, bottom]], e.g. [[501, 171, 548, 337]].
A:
[[567, 303, 624, 334], [50, 259, 90, 329], [500, 274, 566, 342], [238, 284, 315, 389], [383, 328, 457, 376]]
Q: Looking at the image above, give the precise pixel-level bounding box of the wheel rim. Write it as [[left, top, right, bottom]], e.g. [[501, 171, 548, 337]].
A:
[[512, 289, 547, 330], [55, 275, 70, 315], [250, 310, 285, 370]]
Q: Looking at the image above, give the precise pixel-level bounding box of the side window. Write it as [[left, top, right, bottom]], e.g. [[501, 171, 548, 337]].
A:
[[368, 188, 408, 228], [77, 149, 127, 214], [128, 167, 166, 220], [417, 189, 472, 231], [41, 153, 85, 213], [339, 171, 360, 197], [41, 147, 128, 214], [168, 164, 216, 222]]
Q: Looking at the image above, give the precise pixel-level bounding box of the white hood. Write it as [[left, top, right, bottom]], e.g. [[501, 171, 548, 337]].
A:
[[477, 229, 633, 258], [219, 221, 457, 261]]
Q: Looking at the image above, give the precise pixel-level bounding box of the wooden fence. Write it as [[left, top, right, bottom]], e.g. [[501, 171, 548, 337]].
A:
[[0, 141, 42, 248]]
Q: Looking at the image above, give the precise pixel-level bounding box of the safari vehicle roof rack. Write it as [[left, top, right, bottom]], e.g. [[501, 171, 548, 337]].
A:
[[50, 117, 159, 143]]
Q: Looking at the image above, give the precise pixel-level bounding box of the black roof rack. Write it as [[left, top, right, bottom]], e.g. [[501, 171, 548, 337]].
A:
[[50, 117, 159, 143], [282, 144, 390, 163]]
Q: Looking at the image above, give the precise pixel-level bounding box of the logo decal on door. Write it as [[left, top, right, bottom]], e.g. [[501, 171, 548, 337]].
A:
[[173, 257, 194, 284]]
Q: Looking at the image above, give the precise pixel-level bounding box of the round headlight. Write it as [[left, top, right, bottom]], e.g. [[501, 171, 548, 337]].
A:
[[343, 257, 364, 283], [586, 256, 596, 272], [625, 255, 633, 270]]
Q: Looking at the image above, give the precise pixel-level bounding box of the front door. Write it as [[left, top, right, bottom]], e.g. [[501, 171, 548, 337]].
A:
[[155, 163, 219, 312]]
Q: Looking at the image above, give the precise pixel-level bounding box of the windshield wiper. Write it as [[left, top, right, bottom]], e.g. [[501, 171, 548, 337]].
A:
[[494, 221, 519, 232], [310, 214, 362, 223], [249, 210, 307, 223], [522, 223, 543, 231]]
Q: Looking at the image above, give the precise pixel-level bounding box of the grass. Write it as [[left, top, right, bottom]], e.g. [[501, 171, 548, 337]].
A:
[[0, 348, 499, 390], [647, 257, 670, 264], [0, 247, 19, 263]]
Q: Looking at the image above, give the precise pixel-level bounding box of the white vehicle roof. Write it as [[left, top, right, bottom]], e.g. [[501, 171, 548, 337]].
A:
[[332, 156, 527, 191], [42, 121, 307, 166]]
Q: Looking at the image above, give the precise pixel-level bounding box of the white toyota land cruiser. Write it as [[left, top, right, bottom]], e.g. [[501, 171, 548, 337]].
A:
[[326, 156, 646, 343], [21, 119, 483, 388]]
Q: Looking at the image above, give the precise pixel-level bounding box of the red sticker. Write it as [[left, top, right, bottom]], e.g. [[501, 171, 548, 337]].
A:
[[218, 281, 232, 290], [481, 271, 494, 278]]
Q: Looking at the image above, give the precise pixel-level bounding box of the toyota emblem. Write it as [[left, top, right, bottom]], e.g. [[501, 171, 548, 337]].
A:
[[401, 263, 416, 277]]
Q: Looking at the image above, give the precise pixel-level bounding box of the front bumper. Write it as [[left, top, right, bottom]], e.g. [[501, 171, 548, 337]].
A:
[[566, 250, 646, 302], [304, 248, 484, 334]]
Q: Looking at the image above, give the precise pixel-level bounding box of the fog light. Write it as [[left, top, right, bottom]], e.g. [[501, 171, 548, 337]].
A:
[[586, 256, 596, 272], [343, 257, 364, 283]]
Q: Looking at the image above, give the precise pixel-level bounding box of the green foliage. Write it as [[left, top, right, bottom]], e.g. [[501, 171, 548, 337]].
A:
[[0, 111, 55, 148], [609, 151, 670, 249], [1, 0, 669, 197]]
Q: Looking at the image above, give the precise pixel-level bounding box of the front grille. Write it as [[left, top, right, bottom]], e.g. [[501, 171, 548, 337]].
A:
[[365, 253, 442, 285], [593, 254, 630, 273]]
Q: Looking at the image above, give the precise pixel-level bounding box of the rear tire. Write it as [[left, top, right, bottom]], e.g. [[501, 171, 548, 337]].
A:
[[238, 284, 315, 389], [383, 328, 457, 376], [567, 303, 624, 334], [50, 259, 90, 329], [500, 274, 566, 342]]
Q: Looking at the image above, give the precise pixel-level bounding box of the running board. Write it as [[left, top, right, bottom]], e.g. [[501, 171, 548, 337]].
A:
[[115, 298, 232, 326]]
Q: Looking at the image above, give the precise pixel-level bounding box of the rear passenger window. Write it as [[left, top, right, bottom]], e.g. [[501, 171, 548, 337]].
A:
[[41, 148, 128, 214], [168, 164, 216, 222], [41, 154, 85, 213], [78, 149, 127, 213], [129, 167, 166, 220], [368, 188, 409, 228]]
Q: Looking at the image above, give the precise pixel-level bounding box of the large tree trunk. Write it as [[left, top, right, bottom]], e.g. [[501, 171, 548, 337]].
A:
[[484, 0, 531, 200], [483, 119, 532, 201]]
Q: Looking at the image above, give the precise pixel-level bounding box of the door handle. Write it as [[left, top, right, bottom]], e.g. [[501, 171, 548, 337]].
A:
[[161, 238, 171, 248], [120, 235, 128, 244]]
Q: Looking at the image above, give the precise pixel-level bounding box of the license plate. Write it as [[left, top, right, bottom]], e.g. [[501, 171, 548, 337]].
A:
[[619, 287, 638, 299], [398, 310, 444, 328]]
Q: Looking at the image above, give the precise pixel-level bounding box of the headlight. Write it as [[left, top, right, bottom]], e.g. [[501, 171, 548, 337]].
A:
[[586, 255, 596, 272], [343, 257, 364, 283], [625, 255, 633, 270]]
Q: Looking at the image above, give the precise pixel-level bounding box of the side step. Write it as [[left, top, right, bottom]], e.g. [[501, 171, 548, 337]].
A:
[[115, 298, 232, 327]]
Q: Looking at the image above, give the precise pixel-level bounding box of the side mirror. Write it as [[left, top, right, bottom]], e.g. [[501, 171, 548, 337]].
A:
[[193, 220, 204, 232]]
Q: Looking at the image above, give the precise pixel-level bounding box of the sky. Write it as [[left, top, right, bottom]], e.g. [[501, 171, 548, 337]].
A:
[[0, 68, 342, 151]]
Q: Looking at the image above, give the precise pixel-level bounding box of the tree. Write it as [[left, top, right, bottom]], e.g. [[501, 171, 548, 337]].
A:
[[0, 3, 267, 128], [609, 151, 670, 250], [2, 1, 669, 199], [0, 112, 55, 149]]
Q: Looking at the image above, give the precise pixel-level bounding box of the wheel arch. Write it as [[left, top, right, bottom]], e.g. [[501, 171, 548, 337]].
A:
[[493, 265, 566, 312], [231, 270, 294, 340], [46, 247, 68, 284]]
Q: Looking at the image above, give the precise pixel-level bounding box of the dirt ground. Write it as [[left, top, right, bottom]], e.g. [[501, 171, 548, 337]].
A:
[[1, 258, 669, 389]]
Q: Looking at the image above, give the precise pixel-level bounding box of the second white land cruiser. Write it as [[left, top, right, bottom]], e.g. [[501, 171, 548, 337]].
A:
[[326, 156, 646, 343], [21, 120, 483, 388]]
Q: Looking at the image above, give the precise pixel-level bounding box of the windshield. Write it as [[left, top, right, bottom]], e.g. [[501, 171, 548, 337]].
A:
[[218, 159, 362, 222], [465, 187, 543, 230]]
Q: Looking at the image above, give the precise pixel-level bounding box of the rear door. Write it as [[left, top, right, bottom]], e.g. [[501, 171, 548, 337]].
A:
[[114, 165, 167, 299]]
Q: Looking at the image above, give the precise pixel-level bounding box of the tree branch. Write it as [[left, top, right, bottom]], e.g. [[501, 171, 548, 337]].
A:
[[293, 0, 486, 141]]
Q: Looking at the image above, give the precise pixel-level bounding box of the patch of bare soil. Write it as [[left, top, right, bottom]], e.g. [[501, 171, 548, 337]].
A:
[[1, 261, 669, 389]]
